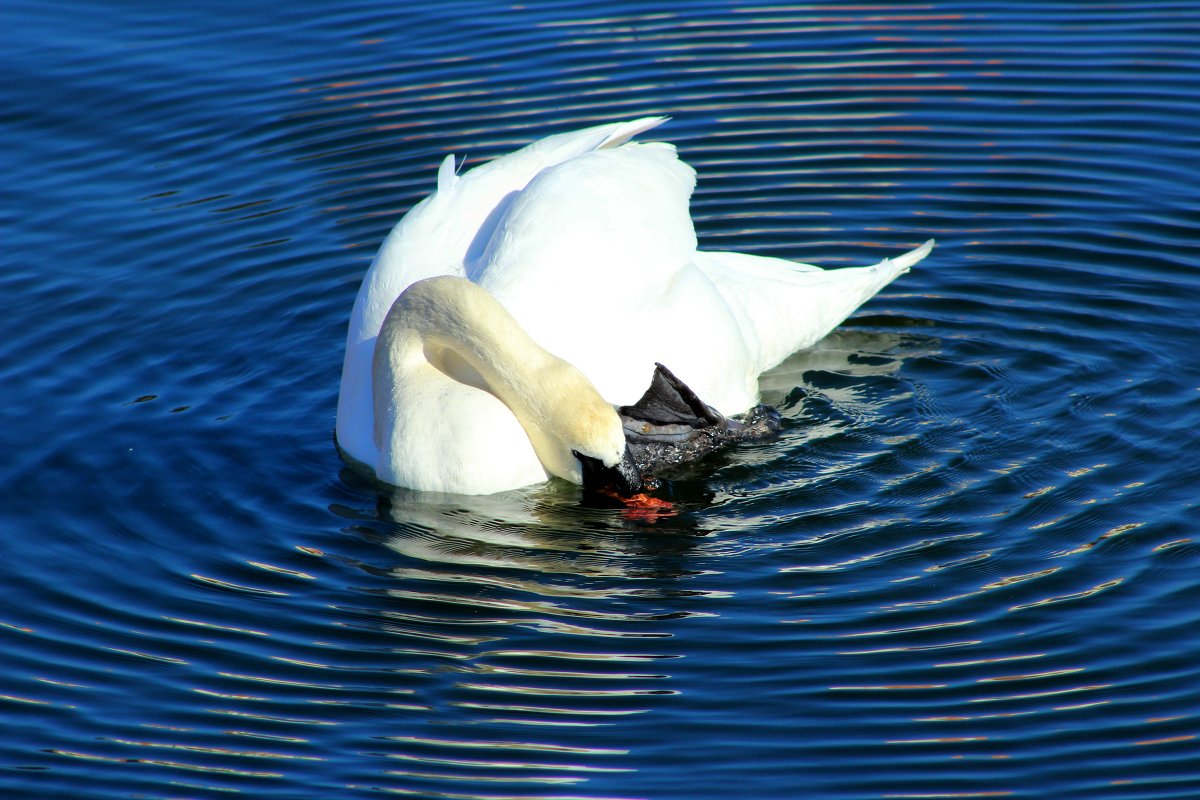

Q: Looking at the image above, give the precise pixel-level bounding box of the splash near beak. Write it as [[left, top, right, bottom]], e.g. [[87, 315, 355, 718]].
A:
[[575, 445, 644, 497]]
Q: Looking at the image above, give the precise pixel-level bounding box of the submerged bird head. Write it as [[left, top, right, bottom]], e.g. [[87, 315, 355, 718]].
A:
[[572, 446, 643, 497], [567, 422, 642, 497], [527, 361, 643, 496]]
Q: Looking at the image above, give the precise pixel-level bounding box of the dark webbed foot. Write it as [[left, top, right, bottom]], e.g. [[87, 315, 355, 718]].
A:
[[618, 363, 781, 475]]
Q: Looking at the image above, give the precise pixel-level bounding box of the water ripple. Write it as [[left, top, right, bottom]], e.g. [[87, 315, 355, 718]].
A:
[[4, 0, 1200, 798]]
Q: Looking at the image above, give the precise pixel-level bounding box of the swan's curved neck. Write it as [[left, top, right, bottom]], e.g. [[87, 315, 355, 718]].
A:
[[372, 276, 615, 483], [383, 275, 548, 395]]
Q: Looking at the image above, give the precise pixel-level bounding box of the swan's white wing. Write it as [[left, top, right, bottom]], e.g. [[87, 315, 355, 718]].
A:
[[355, 116, 671, 348], [473, 142, 697, 296], [472, 141, 761, 410], [337, 117, 668, 464]]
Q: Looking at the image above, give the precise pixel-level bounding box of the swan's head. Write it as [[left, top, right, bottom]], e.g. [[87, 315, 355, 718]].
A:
[[569, 431, 642, 498], [530, 363, 643, 496]]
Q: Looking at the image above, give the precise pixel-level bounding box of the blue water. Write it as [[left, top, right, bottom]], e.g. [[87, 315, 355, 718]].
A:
[[3, 1, 1200, 798]]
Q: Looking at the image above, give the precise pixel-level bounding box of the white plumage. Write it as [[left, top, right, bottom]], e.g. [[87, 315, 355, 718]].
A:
[[336, 117, 933, 494]]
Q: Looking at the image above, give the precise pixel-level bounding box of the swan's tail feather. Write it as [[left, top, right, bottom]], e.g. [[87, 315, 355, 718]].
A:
[[698, 239, 934, 376], [880, 238, 935, 275], [853, 239, 934, 306]]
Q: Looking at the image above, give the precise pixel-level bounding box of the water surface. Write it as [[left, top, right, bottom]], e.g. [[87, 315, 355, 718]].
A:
[[2, 2, 1199, 798]]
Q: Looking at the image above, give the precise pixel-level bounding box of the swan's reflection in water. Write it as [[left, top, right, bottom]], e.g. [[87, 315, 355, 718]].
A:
[[760, 328, 912, 404], [329, 484, 708, 795], [381, 481, 709, 568]]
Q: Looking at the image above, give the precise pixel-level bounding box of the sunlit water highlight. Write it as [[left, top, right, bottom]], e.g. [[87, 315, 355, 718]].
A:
[[2, 1, 1199, 798]]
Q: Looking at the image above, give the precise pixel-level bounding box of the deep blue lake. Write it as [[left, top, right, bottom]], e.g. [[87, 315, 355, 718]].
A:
[[3, 2, 1199, 798]]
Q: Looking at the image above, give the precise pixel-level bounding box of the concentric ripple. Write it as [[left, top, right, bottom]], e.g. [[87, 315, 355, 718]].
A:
[[2, 1, 1200, 799]]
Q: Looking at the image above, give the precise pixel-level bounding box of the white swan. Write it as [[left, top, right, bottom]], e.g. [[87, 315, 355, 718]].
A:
[[336, 117, 933, 495]]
